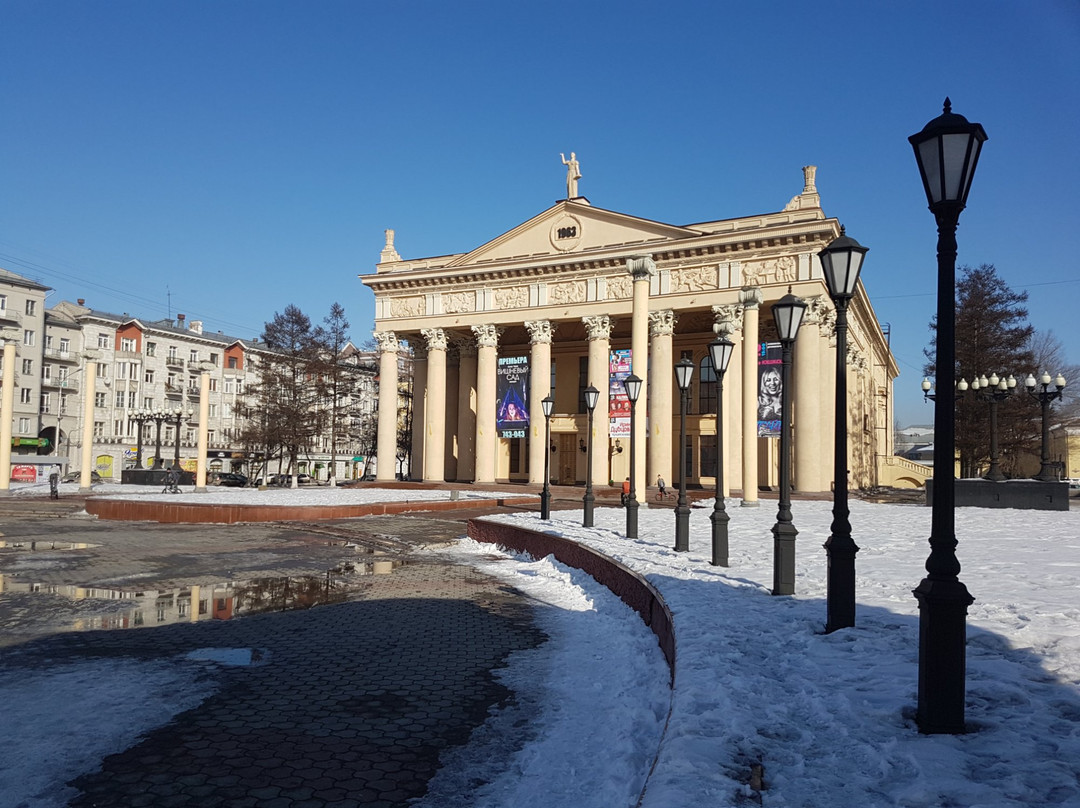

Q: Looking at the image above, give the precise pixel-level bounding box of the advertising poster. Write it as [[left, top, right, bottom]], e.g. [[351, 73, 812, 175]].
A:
[[496, 355, 530, 439], [757, 342, 783, 437], [609, 349, 632, 438]]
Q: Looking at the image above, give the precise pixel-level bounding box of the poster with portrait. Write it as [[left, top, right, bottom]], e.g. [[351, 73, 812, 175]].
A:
[[496, 355, 530, 439], [609, 349, 632, 437], [757, 342, 783, 438]]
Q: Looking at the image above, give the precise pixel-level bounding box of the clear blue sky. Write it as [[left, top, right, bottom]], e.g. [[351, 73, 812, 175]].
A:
[[3, 0, 1078, 427]]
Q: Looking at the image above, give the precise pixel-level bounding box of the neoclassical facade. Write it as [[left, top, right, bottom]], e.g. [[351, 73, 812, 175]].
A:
[[362, 166, 897, 499]]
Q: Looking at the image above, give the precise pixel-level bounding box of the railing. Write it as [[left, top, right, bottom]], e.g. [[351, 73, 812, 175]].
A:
[[0, 308, 22, 324], [41, 377, 78, 391], [44, 348, 79, 362], [165, 356, 185, 368]]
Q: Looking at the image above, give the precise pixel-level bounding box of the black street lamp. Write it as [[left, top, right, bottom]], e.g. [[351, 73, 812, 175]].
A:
[[909, 98, 986, 735], [673, 358, 694, 552], [770, 292, 806, 596], [921, 376, 969, 402], [540, 395, 554, 520], [583, 385, 599, 527], [1025, 371, 1067, 481], [132, 410, 153, 468], [970, 373, 1015, 481], [172, 407, 195, 469], [708, 336, 734, 567], [819, 227, 869, 632], [624, 373, 642, 539]]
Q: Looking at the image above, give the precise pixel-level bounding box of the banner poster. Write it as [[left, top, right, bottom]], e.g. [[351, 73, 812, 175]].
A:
[[757, 342, 783, 438], [609, 349, 632, 438], [496, 355, 530, 439]]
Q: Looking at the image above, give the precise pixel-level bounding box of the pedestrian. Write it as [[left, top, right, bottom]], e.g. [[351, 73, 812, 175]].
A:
[[621, 477, 631, 506], [657, 475, 666, 499], [48, 470, 59, 500]]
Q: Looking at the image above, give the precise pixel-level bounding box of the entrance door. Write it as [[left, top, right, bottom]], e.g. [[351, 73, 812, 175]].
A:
[[557, 434, 577, 485]]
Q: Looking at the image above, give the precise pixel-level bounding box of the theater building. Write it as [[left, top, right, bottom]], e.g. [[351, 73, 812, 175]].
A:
[[361, 165, 898, 501]]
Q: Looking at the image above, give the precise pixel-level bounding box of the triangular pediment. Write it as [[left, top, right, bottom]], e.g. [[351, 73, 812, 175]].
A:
[[445, 200, 703, 268]]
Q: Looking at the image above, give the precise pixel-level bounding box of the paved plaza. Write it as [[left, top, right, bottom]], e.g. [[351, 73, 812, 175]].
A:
[[0, 501, 549, 807]]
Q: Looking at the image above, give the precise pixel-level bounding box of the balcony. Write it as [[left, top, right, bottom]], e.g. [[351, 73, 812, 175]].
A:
[[0, 308, 22, 325], [42, 377, 79, 391], [187, 387, 201, 399], [44, 348, 80, 363], [165, 356, 185, 369], [164, 383, 184, 398]]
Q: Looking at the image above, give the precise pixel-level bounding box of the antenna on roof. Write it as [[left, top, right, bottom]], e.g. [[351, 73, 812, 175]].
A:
[[167, 286, 172, 319]]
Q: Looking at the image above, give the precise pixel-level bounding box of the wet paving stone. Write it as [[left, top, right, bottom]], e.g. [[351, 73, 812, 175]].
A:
[[0, 511, 548, 806]]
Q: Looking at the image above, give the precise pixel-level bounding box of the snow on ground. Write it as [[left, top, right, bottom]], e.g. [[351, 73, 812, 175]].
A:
[[2, 486, 1079, 807]]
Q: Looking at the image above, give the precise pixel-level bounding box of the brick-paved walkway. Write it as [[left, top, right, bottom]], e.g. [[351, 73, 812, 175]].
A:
[[0, 508, 547, 807]]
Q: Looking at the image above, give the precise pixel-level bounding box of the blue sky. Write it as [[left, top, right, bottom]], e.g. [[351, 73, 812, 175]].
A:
[[2, 1, 1078, 427]]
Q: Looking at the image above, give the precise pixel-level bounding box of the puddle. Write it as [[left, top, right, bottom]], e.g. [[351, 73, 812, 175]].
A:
[[185, 647, 271, 666], [0, 558, 407, 639], [0, 541, 100, 550]]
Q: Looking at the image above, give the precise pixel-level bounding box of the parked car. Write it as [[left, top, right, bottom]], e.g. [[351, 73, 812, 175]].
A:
[[214, 472, 249, 487], [61, 470, 102, 483], [258, 473, 313, 487]]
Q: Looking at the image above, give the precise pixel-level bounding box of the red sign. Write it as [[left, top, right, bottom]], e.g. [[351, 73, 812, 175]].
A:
[[11, 465, 38, 483]]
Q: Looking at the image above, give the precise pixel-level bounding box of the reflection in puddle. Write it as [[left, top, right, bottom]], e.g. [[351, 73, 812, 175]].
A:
[[0, 541, 100, 550], [0, 557, 407, 636], [186, 647, 271, 667]]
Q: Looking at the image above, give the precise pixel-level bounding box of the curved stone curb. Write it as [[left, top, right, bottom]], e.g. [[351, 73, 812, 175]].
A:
[[85, 496, 536, 524], [466, 518, 676, 680]]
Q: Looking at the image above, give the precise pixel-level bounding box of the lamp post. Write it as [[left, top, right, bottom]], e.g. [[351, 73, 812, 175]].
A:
[[673, 359, 694, 552], [970, 373, 1015, 481], [708, 336, 734, 567], [819, 228, 869, 632], [132, 410, 152, 468], [583, 385, 599, 527], [1025, 371, 1067, 481], [540, 395, 554, 519], [921, 377, 969, 402], [909, 98, 986, 734], [173, 407, 195, 469], [148, 407, 170, 469], [624, 373, 642, 539], [770, 292, 806, 596]]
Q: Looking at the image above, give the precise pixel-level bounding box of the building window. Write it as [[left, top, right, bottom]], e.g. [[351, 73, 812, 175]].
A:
[[128, 391, 136, 408], [143, 397, 153, 409], [96, 363, 107, 378], [207, 429, 216, 445], [113, 419, 123, 436], [577, 356, 589, 413], [189, 349, 198, 363], [42, 364, 52, 381], [185, 428, 195, 443], [25, 299, 36, 316], [224, 378, 235, 394], [41, 393, 51, 413], [208, 378, 218, 392], [209, 353, 219, 365], [0, 295, 5, 311], [93, 421, 104, 437], [188, 376, 198, 390], [95, 392, 106, 408], [20, 388, 31, 404], [227, 356, 238, 369], [98, 333, 110, 349], [167, 345, 177, 360], [146, 341, 156, 356], [59, 337, 70, 353], [235, 380, 243, 395], [208, 403, 218, 418], [23, 330, 35, 346], [22, 359, 32, 374], [144, 369, 154, 384], [18, 417, 30, 434], [700, 435, 717, 479], [222, 402, 232, 418], [121, 337, 136, 352], [116, 362, 128, 380], [115, 391, 125, 407], [698, 355, 717, 415]]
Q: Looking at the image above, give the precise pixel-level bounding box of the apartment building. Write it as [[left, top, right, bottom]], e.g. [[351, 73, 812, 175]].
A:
[[0, 268, 51, 467]]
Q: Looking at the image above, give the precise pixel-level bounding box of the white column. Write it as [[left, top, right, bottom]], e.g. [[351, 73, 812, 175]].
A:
[[455, 338, 477, 481], [79, 353, 100, 493], [0, 336, 16, 496], [374, 331, 399, 482], [583, 315, 612, 489], [472, 324, 500, 483], [525, 320, 554, 485], [195, 364, 212, 491], [648, 310, 675, 491], [794, 297, 826, 493], [628, 255, 655, 503], [421, 327, 448, 482], [740, 286, 763, 506], [444, 346, 460, 482], [712, 305, 743, 497], [411, 344, 427, 481]]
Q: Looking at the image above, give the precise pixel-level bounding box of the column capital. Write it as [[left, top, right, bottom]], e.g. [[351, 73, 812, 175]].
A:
[[421, 327, 449, 352], [648, 310, 677, 337], [711, 304, 743, 335], [471, 323, 502, 349], [801, 295, 832, 327], [373, 331, 399, 353], [582, 314, 614, 341], [627, 254, 656, 281], [525, 319, 556, 345], [739, 286, 763, 309]]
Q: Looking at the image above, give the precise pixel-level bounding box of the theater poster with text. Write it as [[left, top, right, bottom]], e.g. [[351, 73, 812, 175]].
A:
[[496, 355, 530, 439], [609, 349, 632, 438], [757, 342, 783, 438]]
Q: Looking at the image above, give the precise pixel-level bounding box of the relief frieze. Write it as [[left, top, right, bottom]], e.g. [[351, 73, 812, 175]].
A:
[[390, 296, 425, 318]]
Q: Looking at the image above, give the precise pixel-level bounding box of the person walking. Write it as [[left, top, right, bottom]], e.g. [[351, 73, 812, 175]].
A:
[[657, 475, 666, 500]]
